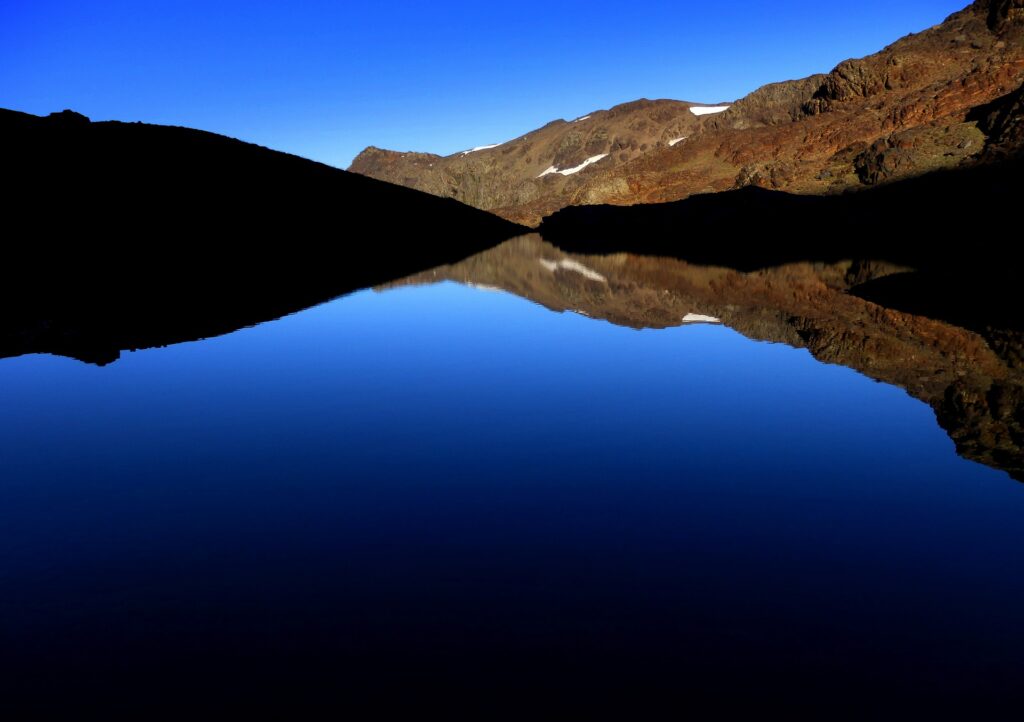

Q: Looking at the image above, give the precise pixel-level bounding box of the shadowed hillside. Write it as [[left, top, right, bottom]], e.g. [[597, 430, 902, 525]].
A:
[[1, 108, 526, 363], [540, 154, 1024, 343]]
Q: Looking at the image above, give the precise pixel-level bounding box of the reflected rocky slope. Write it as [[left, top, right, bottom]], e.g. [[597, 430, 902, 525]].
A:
[[3, 226, 1019, 481], [385, 235, 1024, 481]]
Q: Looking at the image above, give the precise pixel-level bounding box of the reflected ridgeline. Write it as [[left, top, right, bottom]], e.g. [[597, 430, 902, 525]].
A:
[[0, 108, 526, 364], [3, 106, 1021, 480], [384, 235, 1024, 482]]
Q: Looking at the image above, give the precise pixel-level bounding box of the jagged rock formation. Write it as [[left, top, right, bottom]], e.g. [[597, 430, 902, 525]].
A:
[[350, 0, 1024, 226], [383, 235, 1024, 481]]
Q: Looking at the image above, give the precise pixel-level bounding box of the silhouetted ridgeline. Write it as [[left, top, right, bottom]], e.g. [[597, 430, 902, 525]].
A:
[[1, 108, 526, 363], [539, 158, 1024, 334], [539, 158, 1024, 271]]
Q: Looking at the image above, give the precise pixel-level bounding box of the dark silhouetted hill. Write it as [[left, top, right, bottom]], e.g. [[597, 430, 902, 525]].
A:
[[539, 155, 1024, 339], [0, 108, 526, 363], [539, 157, 1022, 270]]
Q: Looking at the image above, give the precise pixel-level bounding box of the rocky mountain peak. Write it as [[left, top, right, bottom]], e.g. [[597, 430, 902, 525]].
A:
[[46, 109, 90, 126], [350, 0, 1024, 226]]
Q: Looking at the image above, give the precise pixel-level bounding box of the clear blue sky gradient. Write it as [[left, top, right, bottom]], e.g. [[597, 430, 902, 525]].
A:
[[2, 0, 968, 168]]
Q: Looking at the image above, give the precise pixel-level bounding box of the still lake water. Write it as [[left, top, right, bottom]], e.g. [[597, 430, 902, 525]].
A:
[[2, 281, 1023, 715]]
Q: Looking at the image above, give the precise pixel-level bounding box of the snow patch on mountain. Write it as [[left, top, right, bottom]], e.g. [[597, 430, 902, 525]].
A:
[[689, 105, 730, 116], [461, 143, 502, 156], [537, 153, 609, 178]]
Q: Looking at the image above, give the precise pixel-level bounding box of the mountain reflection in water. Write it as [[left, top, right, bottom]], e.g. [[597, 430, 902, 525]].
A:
[[3, 236, 1024, 717], [390, 235, 1023, 482], [2, 234, 1021, 482]]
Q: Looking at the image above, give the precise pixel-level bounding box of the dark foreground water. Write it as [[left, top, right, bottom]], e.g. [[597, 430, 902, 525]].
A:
[[2, 282, 1022, 717]]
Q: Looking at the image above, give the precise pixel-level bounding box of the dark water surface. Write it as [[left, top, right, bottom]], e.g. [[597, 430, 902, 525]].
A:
[[2, 280, 1023, 716]]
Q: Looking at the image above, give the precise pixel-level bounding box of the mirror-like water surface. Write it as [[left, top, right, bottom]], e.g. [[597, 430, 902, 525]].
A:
[[2, 275, 1023, 716]]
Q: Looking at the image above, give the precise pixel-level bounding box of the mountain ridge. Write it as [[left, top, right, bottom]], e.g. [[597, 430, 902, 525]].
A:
[[349, 0, 1024, 226], [1, 107, 527, 363]]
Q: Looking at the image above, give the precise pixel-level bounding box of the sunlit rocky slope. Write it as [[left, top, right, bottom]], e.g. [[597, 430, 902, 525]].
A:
[[350, 0, 1024, 226]]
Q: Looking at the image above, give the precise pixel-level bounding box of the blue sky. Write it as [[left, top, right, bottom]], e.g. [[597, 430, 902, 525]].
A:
[[2, 0, 967, 168]]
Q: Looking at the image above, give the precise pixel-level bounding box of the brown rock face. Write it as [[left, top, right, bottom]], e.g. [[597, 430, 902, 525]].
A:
[[350, 99, 720, 222], [350, 0, 1024, 226]]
